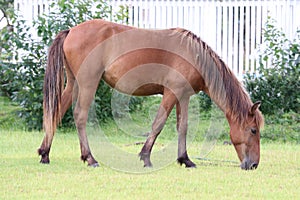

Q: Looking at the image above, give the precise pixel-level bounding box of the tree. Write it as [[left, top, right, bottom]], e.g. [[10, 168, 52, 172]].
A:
[[0, 0, 14, 28], [0, 0, 14, 56], [244, 17, 300, 115]]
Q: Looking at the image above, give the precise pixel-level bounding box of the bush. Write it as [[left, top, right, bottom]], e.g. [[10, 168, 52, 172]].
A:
[[198, 92, 212, 113], [0, 0, 140, 130], [261, 112, 300, 143], [244, 17, 300, 115], [0, 17, 46, 129]]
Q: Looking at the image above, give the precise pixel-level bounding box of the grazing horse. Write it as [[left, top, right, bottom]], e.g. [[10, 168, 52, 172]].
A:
[[38, 19, 264, 170]]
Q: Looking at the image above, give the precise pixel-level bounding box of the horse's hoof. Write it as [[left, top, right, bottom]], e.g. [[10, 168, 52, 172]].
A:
[[143, 163, 153, 168], [185, 163, 197, 168], [40, 160, 50, 164], [139, 152, 153, 167], [88, 162, 99, 168], [39, 157, 50, 164], [177, 155, 196, 168], [38, 148, 50, 164]]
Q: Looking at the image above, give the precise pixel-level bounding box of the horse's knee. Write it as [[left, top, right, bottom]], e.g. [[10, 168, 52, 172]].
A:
[[152, 120, 166, 134], [73, 107, 87, 128]]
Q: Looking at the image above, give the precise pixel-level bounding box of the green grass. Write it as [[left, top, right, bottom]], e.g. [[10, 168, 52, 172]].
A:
[[0, 130, 299, 199], [0, 96, 299, 199]]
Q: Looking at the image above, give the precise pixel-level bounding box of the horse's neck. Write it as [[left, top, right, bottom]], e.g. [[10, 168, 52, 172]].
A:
[[201, 59, 250, 120]]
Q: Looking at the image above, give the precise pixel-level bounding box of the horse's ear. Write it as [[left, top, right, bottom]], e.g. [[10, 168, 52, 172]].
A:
[[250, 101, 261, 115]]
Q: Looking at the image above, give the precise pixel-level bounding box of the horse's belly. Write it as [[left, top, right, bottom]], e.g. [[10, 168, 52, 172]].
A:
[[102, 48, 204, 96], [103, 65, 165, 96]]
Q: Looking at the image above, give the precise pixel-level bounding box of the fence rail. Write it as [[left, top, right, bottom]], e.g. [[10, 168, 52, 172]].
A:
[[14, 0, 300, 77]]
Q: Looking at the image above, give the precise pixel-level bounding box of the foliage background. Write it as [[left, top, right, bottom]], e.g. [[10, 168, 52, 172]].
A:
[[0, 0, 140, 130]]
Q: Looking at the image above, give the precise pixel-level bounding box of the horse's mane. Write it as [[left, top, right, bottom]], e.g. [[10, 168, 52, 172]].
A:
[[172, 28, 264, 129]]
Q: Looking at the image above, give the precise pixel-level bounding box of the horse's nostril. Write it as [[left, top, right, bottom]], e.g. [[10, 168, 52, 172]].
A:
[[250, 163, 258, 170]]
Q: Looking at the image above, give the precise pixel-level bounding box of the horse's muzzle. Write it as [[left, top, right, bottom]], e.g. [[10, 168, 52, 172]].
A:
[[240, 160, 258, 170]]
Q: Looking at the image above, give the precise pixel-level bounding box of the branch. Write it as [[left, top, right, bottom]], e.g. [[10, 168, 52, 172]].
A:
[[0, 7, 12, 27]]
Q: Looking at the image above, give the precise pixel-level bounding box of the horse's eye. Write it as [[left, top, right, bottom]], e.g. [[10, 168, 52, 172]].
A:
[[251, 128, 257, 135]]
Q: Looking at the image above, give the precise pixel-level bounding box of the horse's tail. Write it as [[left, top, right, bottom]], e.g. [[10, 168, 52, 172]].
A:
[[43, 30, 70, 135]]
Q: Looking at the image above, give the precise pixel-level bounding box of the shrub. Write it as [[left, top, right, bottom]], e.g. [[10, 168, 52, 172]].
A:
[[244, 17, 300, 115], [198, 92, 212, 113], [261, 112, 300, 143]]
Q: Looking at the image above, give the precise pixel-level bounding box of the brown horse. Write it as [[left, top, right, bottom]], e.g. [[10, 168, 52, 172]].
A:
[[38, 19, 264, 170]]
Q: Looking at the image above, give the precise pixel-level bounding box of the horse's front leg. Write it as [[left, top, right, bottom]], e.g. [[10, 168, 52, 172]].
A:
[[139, 89, 177, 167], [176, 97, 196, 168]]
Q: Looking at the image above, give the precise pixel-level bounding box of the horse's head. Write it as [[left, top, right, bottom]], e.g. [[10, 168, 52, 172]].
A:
[[227, 101, 263, 170]]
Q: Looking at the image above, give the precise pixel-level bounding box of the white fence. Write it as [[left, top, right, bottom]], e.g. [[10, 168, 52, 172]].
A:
[[14, 0, 300, 77]]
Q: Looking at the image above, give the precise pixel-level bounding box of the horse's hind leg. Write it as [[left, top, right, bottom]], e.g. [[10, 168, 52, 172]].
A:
[[139, 89, 177, 167], [73, 82, 100, 167], [38, 67, 75, 164], [38, 132, 53, 164], [176, 97, 196, 168]]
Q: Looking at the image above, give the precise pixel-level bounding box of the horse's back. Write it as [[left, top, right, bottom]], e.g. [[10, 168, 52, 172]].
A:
[[63, 19, 134, 76]]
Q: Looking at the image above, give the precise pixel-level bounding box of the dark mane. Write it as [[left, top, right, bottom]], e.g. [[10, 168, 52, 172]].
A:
[[172, 28, 264, 128]]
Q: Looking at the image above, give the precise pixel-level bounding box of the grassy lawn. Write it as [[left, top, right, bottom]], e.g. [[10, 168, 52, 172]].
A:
[[0, 129, 299, 199], [1, 96, 299, 199]]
